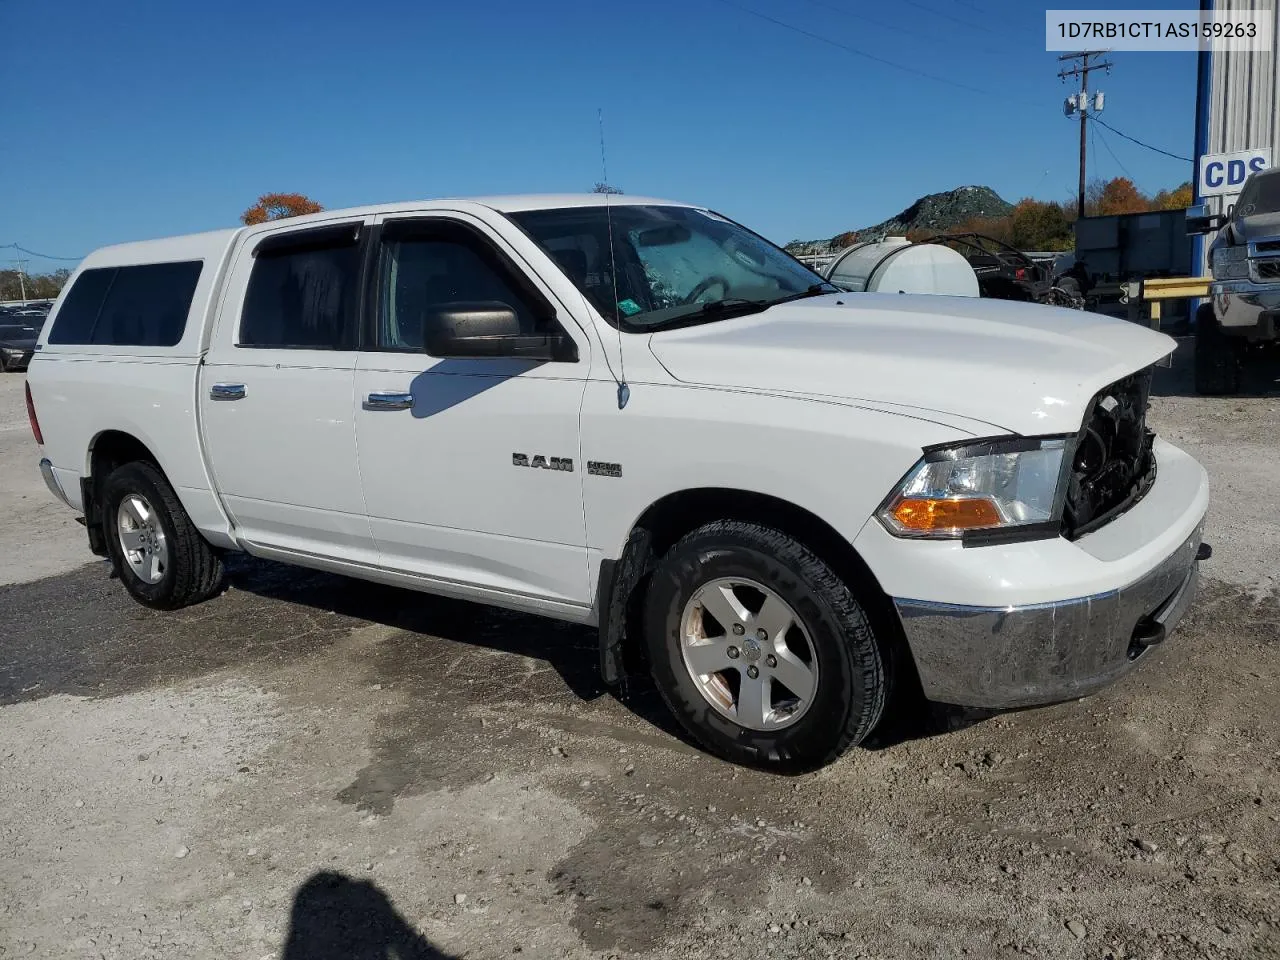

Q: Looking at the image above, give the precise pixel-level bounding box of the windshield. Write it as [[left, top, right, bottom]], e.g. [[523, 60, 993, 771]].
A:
[[1235, 170, 1280, 218], [509, 205, 832, 330]]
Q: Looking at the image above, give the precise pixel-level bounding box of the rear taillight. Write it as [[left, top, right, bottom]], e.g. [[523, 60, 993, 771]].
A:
[[25, 382, 43, 445]]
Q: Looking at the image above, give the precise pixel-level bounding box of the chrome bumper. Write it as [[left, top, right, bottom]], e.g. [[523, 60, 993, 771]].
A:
[[893, 526, 1204, 709], [1, 347, 33, 370], [39, 457, 74, 509], [1211, 279, 1280, 332]]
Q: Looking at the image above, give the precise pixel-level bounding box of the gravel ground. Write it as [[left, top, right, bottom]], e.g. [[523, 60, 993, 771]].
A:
[[1, 340, 1278, 960]]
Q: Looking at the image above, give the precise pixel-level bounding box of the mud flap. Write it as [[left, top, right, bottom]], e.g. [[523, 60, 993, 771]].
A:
[[79, 477, 108, 557], [597, 527, 656, 694]]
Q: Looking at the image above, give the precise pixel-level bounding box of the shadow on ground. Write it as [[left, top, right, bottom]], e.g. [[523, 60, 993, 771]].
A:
[[0, 552, 690, 746], [0, 549, 984, 768], [283, 872, 457, 960], [1149, 333, 1280, 398]]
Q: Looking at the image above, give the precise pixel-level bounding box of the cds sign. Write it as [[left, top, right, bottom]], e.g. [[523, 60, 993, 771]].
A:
[[1198, 148, 1271, 198]]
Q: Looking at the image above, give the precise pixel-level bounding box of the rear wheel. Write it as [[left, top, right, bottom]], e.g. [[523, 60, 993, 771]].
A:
[[1194, 304, 1242, 395], [101, 461, 223, 609], [644, 521, 887, 771]]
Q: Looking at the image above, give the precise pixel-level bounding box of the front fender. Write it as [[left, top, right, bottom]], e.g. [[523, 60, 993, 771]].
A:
[[582, 381, 973, 565]]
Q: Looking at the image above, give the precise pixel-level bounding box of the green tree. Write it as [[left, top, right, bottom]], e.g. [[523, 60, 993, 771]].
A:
[[1007, 199, 1073, 250], [592, 182, 624, 195]]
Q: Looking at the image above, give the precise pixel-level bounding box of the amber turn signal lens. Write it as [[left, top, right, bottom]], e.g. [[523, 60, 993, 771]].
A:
[[891, 497, 1002, 532]]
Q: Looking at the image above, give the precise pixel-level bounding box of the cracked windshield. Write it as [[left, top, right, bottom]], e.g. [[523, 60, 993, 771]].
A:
[[512, 205, 832, 328]]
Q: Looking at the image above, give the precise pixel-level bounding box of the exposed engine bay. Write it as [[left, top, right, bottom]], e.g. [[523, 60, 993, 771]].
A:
[[1063, 367, 1157, 538]]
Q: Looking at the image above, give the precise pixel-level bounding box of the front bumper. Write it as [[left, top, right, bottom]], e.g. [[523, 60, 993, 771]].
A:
[[894, 525, 1203, 708], [1211, 279, 1280, 336]]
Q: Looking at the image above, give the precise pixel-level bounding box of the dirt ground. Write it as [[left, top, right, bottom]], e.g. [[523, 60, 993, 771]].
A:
[[1, 341, 1278, 960]]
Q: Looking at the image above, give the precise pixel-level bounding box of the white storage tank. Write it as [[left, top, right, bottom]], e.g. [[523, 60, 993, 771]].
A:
[[823, 237, 980, 297]]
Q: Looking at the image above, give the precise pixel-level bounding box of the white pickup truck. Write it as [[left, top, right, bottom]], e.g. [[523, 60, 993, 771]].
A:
[[27, 194, 1209, 770]]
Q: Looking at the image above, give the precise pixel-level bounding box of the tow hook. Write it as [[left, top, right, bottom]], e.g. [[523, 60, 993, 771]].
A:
[[1130, 617, 1166, 649]]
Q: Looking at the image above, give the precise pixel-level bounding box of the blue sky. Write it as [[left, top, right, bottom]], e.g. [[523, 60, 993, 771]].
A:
[[1, 0, 1198, 270]]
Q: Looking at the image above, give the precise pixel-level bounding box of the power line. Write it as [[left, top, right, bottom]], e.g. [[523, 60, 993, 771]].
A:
[[1089, 115, 1192, 163], [1089, 116, 1136, 180], [710, 0, 1006, 97], [799, 0, 1010, 55], [898, 0, 1033, 39], [797, 0, 937, 42], [0, 243, 83, 262], [1090, 115, 1098, 178]]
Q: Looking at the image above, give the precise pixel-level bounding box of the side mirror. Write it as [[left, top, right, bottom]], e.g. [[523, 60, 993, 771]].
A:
[[1186, 203, 1226, 236], [422, 301, 578, 362]]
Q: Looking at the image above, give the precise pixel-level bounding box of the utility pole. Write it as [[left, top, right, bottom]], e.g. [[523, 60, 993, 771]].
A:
[[15, 258, 29, 304], [1059, 50, 1112, 219], [4, 258, 30, 304]]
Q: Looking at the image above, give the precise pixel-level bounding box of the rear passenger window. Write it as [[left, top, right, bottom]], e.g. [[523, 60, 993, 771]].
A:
[[240, 225, 362, 349], [48, 262, 203, 346], [47, 269, 115, 344]]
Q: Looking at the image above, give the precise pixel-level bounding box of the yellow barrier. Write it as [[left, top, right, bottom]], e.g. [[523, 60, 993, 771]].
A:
[[1123, 276, 1212, 329]]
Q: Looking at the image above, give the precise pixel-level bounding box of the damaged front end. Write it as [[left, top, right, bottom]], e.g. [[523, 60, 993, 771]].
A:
[[1063, 367, 1157, 539]]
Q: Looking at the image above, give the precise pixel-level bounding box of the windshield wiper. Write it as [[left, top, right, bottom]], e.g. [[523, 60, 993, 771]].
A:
[[767, 283, 838, 305], [642, 285, 837, 333], [643, 297, 772, 331]]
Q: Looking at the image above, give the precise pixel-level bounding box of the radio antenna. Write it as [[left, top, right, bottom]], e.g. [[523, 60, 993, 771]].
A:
[[599, 108, 629, 409]]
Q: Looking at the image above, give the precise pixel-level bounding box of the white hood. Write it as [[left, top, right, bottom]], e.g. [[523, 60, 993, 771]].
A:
[[646, 294, 1174, 436]]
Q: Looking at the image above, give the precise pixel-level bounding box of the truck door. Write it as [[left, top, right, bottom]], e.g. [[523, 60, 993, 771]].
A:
[[199, 218, 378, 565], [353, 212, 592, 605]]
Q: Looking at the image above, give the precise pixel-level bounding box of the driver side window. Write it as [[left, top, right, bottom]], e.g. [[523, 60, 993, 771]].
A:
[[375, 222, 555, 352]]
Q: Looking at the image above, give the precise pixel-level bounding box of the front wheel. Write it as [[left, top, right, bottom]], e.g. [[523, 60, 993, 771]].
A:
[[644, 521, 887, 771], [101, 461, 224, 609], [1194, 304, 1242, 395]]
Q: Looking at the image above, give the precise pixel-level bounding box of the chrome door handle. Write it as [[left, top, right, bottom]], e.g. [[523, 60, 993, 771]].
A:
[[210, 383, 246, 401], [364, 392, 414, 411]]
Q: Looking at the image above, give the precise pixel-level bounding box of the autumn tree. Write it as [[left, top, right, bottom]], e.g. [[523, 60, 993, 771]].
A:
[[1086, 177, 1150, 216], [950, 214, 1015, 246], [240, 193, 324, 226], [1152, 182, 1194, 210], [830, 230, 861, 249]]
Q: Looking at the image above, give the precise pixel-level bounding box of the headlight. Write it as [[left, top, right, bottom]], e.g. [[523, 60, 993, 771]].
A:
[[878, 437, 1071, 541], [1211, 245, 1248, 280]]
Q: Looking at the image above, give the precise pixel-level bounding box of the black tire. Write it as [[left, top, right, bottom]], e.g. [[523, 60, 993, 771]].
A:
[[644, 521, 887, 771], [0, 352, 8, 373], [1194, 304, 1242, 396], [100, 461, 224, 610]]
